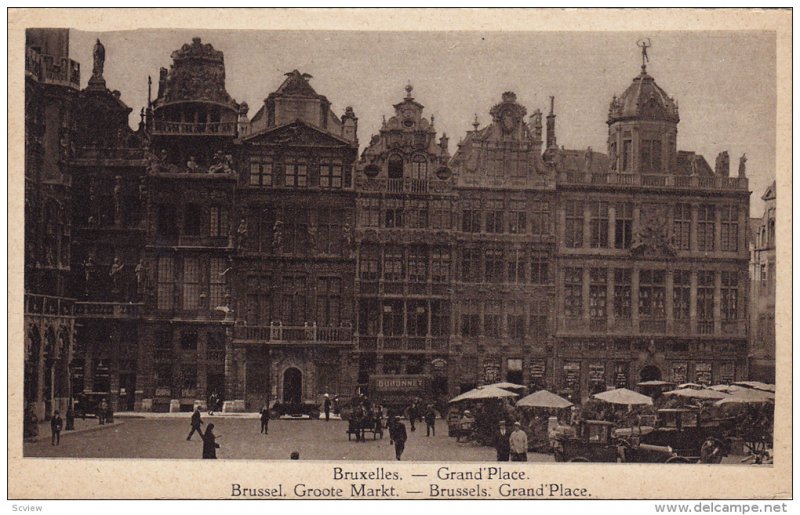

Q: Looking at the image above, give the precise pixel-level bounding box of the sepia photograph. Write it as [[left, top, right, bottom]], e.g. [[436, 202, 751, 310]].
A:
[[8, 7, 791, 501]]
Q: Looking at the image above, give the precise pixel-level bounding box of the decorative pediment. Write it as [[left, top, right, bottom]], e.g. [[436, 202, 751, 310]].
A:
[[244, 121, 353, 148]]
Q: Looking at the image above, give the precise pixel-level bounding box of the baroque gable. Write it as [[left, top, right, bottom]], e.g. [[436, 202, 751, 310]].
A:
[[243, 120, 354, 149]]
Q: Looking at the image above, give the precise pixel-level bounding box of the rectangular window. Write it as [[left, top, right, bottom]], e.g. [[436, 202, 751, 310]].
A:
[[564, 267, 583, 317], [183, 204, 202, 236], [249, 159, 273, 187], [507, 249, 526, 283], [209, 258, 226, 308], [485, 248, 504, 283], [285, 158, 308, 187], [430, 301, 449, 336], [320, 160, 343, 189], [615, 203, 633, 249], [484, 302, 501, 338], [508, 200, 526, 234], [698, 205, 716, 251], [431, 249, 450, 283], [639, 270, 666, 319], [406, 199, 428, 229], [407, 302, 428, 336], [640, 139, 662, 173], [508, 314, 525, 340], [461, 199, 481, 232], [431, 199, 452, 229], [359, 247, 379, 281], [614, 268, 632, 319], [157, 257, 174, 310], [209, 206, 228, 237], [281, 276, 307, 325], [673, 204, 691, 250], [407, 247, 428, 283], [157, 205, 178, 236], [182, 257, 200, 309], [180, 330, 198, 351], [697, 270, 715, 333], [461, 249, 481, 283], [383, 247, 403, 282], [460, 313, 480, 337], [316, 277, 342, 326], [531, 201, 550, 236], [590, 201, 609, 248], [530, 255, 549, 284], [673, 270, 691, 320], [245, 275, 271, 325], [384, 198, 404, 228], [622, 139, 632, 171], [721, 271, 738, 320], [589, 268, 607, 321], [530, 300, 548, 335], [486, 199, 504, 233], [720, 205, 739, 251], [381, 302, 403, 336], [565, 200, 583, 248], [358, 198, 380, 228]]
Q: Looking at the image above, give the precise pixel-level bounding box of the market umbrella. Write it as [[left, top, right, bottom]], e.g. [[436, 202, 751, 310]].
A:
[[448, 385, 519, 404], [516, 390, 573, 409], [593, 387, 653, 406], [486, 381, 528, 392], [733, 381, 776, 393], [637, 380, 675, 387], [708, 384, 745, 393], [715, 388, 774, 405], [677, 383, 704, 389], [662, 388, 729, 400]]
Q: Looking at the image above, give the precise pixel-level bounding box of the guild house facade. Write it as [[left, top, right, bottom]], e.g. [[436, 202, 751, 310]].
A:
[[23, 30, 755, 417]]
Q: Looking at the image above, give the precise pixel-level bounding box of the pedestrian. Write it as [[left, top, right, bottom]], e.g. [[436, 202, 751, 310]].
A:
[[208, 391, 219, 415], [407, 400, 419, 432], [323, 394, 332, 422], [198, 423, 220, 459], [187, 406, 203, 441], [65, 405, 75, 431], [387, 412, 398, 445], [389, 417, 408, 461], [509, 421, 528, 462], [50, 410, 63, 446], [259, 404, 270, 434], [424, 404, 436, 437], [24, 405, 39, 441], [373, 405, 384, 438], [97, 398, 109, 425], [494, 420, 511, 461]]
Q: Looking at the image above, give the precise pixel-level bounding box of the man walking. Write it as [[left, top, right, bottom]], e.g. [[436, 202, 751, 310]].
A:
[[187, 406, 203, 441], [323, 394, 331, 422], [494, 421, 511, 461], [424, 404, 436, 437], [50, 410, 63, 446], [407, 400, 419, 432], [509, 421, 528, 462], [259, 404, 270, 434], [389, 417, 408, 461]]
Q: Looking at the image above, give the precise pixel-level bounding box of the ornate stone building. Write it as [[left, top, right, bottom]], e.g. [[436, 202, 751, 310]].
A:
[[449, 92, 557, 393], [749, 181, 775, 383], [551, 60, 751, 401], [354, 85, 455, 398]]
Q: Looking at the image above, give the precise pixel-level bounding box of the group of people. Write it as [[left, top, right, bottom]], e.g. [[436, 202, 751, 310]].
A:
[[493, 420, 530, 462], [187, 407, 221, 459], [347, 395, 385, 442]]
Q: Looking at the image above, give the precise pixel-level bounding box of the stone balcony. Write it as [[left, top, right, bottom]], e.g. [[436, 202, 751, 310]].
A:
[[557, 171, 748, 192], [26, 47, 80, 89], [356, 177, 454, 194], [233, 323, 353, 346], [558, 316, 746, 338], [74, 301, 144, 319], [151, 120, 237, 137], [355, 335, 448, 351]]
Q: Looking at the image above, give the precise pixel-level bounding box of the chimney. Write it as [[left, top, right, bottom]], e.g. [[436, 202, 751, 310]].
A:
[[546, 96, 557, 149]]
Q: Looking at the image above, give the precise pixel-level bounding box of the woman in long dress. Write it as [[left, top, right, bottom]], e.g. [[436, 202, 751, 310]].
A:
[[198, 423, 220, 459]]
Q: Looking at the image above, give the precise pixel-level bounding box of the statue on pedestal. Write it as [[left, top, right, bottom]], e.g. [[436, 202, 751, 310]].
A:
[[109, 258, 125, 295], [134, 259, 146, 300], [113, 176, 123, 226], [236, 218, 248, 249], [273, 220, 284, 253], [92, 39, 105, 79], [738, 153, 747, 178], [83, 253, 97, 298]]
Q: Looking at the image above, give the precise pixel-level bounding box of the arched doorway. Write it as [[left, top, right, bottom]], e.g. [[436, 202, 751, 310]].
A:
[[639, 365, 662, 382], [282, 367, 302, 404]]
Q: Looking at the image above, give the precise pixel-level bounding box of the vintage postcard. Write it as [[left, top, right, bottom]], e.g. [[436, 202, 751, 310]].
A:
[[7, 8, 792, 500]]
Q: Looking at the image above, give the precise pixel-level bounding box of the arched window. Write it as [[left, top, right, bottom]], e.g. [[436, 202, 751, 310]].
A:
[[388, 155, 404, 179], [411, 155, 428, 181]]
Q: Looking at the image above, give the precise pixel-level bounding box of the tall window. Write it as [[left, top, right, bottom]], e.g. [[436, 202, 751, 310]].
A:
[[615, 203, 633, 249], [614, 269, 632, 319], [411, 156, 428, 180], [209, 258, 226, 308], [622, 138, 632, 171], [589, 268, 607, 323], [640, 138, 662, 173], [316, 277, 342, 325], [565, 200, 583, 248], [249, 159, 273, 187], [358, 198, 380, 227], [407, 247, 428, 283], [530, 300, 548, 335], [673, 270, 691, 320], [285, 158, 308, 187], [590, 201, 609, 248], [530, 255, 549, 284], [430, 301, 449, 336], [210, 206, 228, 237], [183, 204, 202, 235], [382, 302, 403, 336], [698, 205, 716, 251], [639, 270, 666, 320], [384, 198, 404, 228], [359, 247, 379, 281], [720, 205, 739, 251], [485, 248, 504, 283], [507, 305, 525, 340], [564, 267, 583, 317], [431, 199, 451, 229], [461, 249, 481, 283], [320, 160, 343, 189], [531, 201, 550, 236], [697, 271, 715, 333], [383, 247, 403, 282], [461, 199, 481, 233], [281, 276, 307, 325], [460, 302, 480, 337], [182, 257, 200, 309], [509, 200, 526, 234], [388, 156, 404, 179], [721, 271, 738, 320], [431, 249, 450, 283], [157, 257, 174, 310], [507, 249, 526, 283], [245, 275, 271, 325], [672, 204, 691, 250], [406, 199, 428, 228], [407, 302, 428, 336], [484, 303, 500, 338], [485, 199, 504, 233]]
